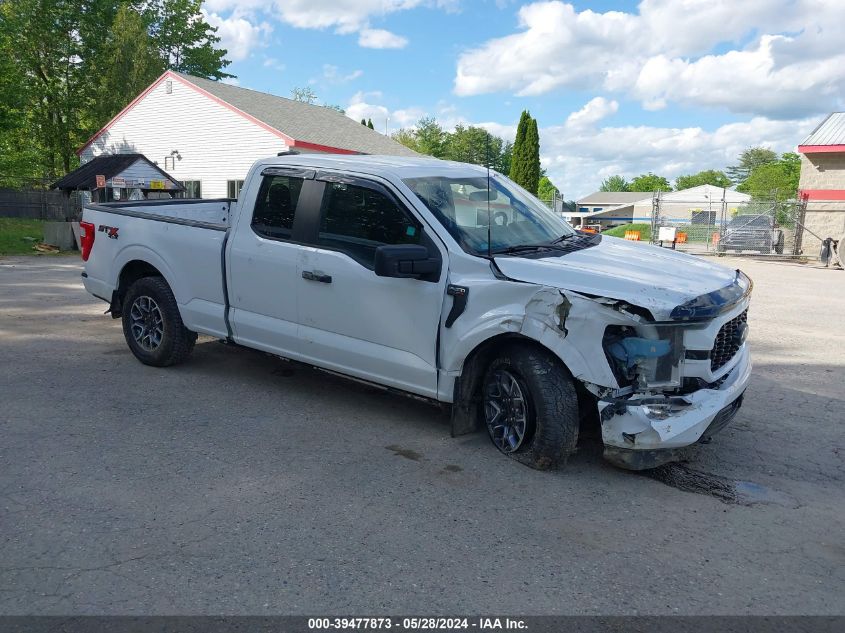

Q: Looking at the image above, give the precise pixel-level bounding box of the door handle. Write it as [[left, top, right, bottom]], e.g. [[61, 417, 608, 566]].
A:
[[302, 270, 332, 284]]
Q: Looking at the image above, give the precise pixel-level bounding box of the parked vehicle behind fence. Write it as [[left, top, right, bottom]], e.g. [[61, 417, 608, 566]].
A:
[[80, 154, 752, 471], [719, 214, 785, 254]]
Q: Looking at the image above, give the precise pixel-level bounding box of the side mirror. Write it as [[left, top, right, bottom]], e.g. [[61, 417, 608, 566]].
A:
[[374, 244, 440, 279]]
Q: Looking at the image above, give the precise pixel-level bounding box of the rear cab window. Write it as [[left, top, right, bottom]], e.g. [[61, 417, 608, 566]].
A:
[[251, 175, 305, 240]]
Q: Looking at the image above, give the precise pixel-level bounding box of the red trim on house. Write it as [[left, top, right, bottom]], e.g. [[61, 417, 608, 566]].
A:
[[799, 189, 845, 201], [77, 70, 361, 157], [76, 71, 171, 156], [289, 139, 359, 155], [799, 144, 845, 154]]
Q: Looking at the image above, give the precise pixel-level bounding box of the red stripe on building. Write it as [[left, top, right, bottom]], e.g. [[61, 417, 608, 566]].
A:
[[799, 189, 845, 201], [798, 144, 845, 154]]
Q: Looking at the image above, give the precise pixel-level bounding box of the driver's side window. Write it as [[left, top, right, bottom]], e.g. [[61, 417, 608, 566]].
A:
[[316, 181, 421, 268]]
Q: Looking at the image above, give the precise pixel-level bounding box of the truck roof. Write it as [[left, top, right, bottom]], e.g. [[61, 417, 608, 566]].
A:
[[257, 154, 489, 180]]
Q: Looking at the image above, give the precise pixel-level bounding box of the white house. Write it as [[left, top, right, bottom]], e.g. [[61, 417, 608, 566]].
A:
[[77, 70, 417, 199]]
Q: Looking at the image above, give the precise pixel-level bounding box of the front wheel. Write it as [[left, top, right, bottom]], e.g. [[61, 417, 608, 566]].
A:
[[122, 276, 196, 367], [481, 344, 579, 470]]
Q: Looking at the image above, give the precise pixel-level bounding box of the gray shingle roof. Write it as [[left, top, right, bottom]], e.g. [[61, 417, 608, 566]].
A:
[[801, 112, 845, 146], [176, 73, 417, 157]]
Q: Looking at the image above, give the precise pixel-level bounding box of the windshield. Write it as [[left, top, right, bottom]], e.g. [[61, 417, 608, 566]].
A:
[[403, 172, 574, 256]]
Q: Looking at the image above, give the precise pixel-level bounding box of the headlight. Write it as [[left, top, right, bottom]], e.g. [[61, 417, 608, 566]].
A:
[[603, 325, 685, 389]]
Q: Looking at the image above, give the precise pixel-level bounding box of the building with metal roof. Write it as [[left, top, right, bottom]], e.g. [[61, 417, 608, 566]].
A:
[[798, 112, 845, 247], [76, 70, 416, 199], [53, 153, 183, 202]]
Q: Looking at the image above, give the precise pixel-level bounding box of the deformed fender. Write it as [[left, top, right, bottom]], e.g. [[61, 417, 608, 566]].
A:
[[443, 283, 625, 434]]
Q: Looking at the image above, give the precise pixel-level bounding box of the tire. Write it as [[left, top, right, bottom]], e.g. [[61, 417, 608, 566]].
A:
[[481, 343, 579, 470], [774, 232, 785, 255], [121, 276, 196, 367]]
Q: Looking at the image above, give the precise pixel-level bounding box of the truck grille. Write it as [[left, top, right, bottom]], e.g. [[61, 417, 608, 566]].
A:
[[711, 309, 748, 371]]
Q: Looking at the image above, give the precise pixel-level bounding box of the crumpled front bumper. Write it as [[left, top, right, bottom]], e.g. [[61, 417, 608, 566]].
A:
[[599, 345, 751, 470]]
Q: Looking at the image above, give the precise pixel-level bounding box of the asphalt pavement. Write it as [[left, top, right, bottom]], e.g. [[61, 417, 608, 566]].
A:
[[1, 255, 843, 615]]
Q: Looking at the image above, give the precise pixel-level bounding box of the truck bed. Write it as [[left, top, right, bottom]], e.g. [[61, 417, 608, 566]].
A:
[[88, 198, 232, 229], [81, 198, 233, 340]]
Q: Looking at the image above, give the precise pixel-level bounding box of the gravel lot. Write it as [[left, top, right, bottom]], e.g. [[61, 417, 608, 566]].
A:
[[1, 255, 843, 615]]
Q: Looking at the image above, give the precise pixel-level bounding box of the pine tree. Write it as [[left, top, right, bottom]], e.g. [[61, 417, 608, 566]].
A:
[[509, 111, 540, 194], [509, 111, 530, 186], [367, 118, 374, 130], [525, 116, 541, 195], [361, 119, 367, 126]]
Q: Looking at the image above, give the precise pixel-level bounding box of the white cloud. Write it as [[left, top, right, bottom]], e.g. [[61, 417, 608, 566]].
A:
[[220, 77, 240, 86], [358, 28, 409, 49], [202, 0, 424, 48], [203, 11, 272, 62], [565, 97, 618, 128], [454, 0, 845, 118], [355, 94, 815, 199], [263, 57, 286, 71], [316, 64, 364, 85], [345, 91, 425, 132], [540, 109, 817, 199]]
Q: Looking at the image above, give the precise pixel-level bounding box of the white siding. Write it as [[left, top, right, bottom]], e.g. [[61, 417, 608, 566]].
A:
[[80, 75, 290, 198]]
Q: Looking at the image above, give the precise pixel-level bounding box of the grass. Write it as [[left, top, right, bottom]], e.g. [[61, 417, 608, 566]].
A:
[[602, 223, 652, 241], [0, 218, 77, 256], [0, 218, 45, 255]]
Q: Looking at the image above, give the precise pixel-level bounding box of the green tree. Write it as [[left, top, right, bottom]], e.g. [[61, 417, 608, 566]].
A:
[[727, 147, 778, 185], [599, 175, 630, 192], [629, 172, 670, 192], [737, 152, 801, 200], [361, 118, 366, 126], [510, 110, 540, 194], [94, 5, 165, 123], [291, 86, 318, 104], [496, 141, 513, 176], [509, 111, 530, 188], [367, 118, 374, 130], [444, 125, 497, 166], [411, 117, 448, 158], [0, 0, 231, 178], [144, 0, 231, 79], [674, 169, 732, 190], [537, 176, 559, 204], [393, 117, 512, 169], [524, 117, 541, 195]]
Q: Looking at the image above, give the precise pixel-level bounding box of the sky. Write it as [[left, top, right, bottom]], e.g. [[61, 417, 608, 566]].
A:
[[200, 0, 845, 199]]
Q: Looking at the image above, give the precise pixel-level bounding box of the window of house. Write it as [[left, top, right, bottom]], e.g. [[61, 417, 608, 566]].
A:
[[579, 207, 589, 213], [182, 181, 202, 198], [592, 207, 603, 212], [227, 180, 245, 199], [316, 181, 420, 268], [251, 175, 304, 240]]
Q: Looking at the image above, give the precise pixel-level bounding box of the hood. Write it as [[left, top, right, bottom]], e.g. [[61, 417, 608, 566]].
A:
[[494, 235, 740, 320]]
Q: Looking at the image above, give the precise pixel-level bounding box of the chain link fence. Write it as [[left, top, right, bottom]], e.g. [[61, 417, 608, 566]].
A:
[[649, 191, 807, 257]]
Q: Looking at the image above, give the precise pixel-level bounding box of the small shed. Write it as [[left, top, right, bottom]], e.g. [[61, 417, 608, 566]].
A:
[[53, 153, 184, 203]]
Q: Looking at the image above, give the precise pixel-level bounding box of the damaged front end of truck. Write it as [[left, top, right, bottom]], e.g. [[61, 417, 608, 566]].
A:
[[557, 272, 753, 469]]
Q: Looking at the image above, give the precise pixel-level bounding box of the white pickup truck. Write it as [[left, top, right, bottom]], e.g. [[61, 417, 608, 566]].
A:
[[81, 154, 752, 470]]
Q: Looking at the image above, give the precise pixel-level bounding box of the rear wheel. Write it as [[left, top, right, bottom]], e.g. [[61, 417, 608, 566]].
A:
[[481, 344, 579, 470], [122, 276, 196, 367]]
